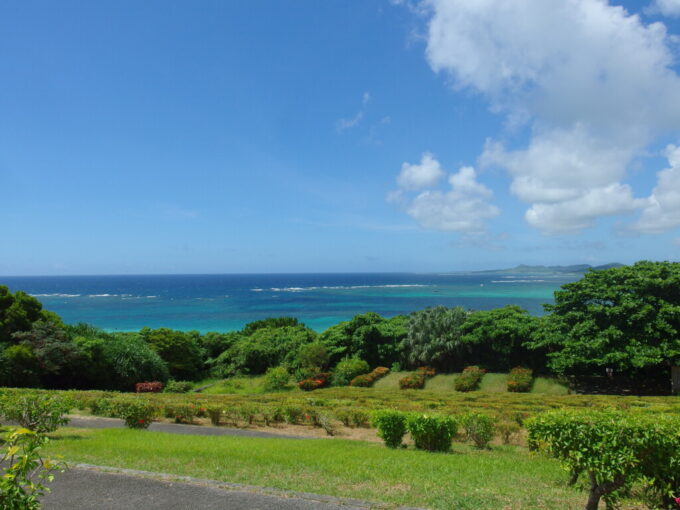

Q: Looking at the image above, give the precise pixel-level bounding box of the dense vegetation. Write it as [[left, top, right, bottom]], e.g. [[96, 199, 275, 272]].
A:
[[0, 261, 678, 393]]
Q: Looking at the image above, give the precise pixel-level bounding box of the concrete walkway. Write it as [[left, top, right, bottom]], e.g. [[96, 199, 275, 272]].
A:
[[42, 464, 417, 510], [66, 416, 306, 439]]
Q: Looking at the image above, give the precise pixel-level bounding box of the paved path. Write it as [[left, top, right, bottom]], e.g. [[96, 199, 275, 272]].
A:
[[66, 416, 306, 439], [41, 464, 416, 510]]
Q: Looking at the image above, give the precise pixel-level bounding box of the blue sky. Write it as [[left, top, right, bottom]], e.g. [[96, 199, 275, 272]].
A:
[[2, 0, 680, 275]]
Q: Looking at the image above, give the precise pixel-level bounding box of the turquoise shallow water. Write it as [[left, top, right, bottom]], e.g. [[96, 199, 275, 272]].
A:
[[0, 273, 579, 332]]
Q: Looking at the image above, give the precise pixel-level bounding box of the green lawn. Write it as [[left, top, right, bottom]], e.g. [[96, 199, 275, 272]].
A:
[[45, 427, 597, 510]]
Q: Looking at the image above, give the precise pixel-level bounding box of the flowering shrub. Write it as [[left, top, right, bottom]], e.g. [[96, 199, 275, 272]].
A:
[[349, 374, 374, 387], [350, 366, 391, 387], [454, 366, 486, 392], [298, 372, 330, 391], [165, 403, 198, 424], [331, 358, 370, 386], [111, 399, 158, 429], [416, 366, 436, 378], [0, 428, 65, 509], [135, 381, 163, 393], [399, 373, 425, 389], [461, 412, 495, 449], [373, 410, 407, 448], [407, 414, 458, 452], [507, 367, 533, 393], [0, 393, 72, 434]]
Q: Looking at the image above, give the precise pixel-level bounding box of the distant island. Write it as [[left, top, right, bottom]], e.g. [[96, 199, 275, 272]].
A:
[[472, 263, 624, 275]]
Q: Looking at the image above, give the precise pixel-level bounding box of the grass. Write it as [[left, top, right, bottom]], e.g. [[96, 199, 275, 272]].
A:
[[199, 376, 274, 395], [424, 374, 456, 391], [478, 373, 508, 392], [45, 427, 599, 510], [532, 377, 570, 395]]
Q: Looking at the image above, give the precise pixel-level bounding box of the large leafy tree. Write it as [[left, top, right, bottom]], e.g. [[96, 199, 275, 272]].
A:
[[533, 261, 680, 375], [402, 306, 468, 370], [140, 327, 206, 381], [461, 305, 544, 371], [319, 313, 407, 367], [0, 287, 45, 343]]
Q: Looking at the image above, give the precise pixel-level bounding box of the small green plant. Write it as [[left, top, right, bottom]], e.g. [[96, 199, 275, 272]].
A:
[[0, 393, 72, 434], [165, 403, 198, 424], [263, 366, 291, 391], [282, 404, 303, 424], [507, 367, 533, 393], [461, 412, 495, 449], [206, 406, 223, 426], [110, 399, 158, 429], [334, 408, 370, 428], [163, 380, 193, 393], [0, 428, 66, 510], [406, 414, 458, 452], [373, 410, 407, 448]]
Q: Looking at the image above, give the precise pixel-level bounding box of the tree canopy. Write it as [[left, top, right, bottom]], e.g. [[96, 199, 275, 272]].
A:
[[532, 261, 680, 375], [402, 306, 468, 370]]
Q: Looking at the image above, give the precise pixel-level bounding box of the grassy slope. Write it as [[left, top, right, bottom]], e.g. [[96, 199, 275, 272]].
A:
[[46, 427, 593, 510]]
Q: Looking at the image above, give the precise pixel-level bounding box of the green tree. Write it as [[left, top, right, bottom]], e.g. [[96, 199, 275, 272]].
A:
[[101, 334, 170, 390], [0, 344, 40, 388], [402, 306, 468, 370], [140, 328, 205, 381], [0, 287, 45, 343], [461, 305, 543, 371], [12, 321, 83, 388], [320, 313, 406, 367], [532, 261, 680, 376], [242, 317, 299, 336]]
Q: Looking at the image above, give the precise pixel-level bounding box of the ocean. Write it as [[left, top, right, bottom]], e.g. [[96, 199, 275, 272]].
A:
[[0, 273, 579, 333]]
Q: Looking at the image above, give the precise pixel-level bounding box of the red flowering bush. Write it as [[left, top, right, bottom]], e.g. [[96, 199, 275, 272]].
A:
[[454, 366, 486, 392], [417, 366, 436, 378], [350, 374, 374, 387], [135, 381, 163, 393], [507, 367, 533, 393], [399, 373, 425, 389], [298, 373, 330, 391], [110, 399, 158, 429]]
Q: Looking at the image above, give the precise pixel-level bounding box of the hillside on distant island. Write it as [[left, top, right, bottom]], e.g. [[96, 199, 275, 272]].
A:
[[473, 263, 624, 275]]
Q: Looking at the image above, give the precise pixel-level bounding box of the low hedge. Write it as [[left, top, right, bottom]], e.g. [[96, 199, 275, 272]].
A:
[[507, 367, 533, 393], [454, 366, 486, 392]]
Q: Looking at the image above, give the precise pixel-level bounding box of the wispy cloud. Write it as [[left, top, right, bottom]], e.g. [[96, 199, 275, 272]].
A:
[[336, 91, 371, 132]]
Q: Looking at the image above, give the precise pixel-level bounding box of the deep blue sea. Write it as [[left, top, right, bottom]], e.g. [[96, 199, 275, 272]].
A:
[[0, 273, 579, 333]]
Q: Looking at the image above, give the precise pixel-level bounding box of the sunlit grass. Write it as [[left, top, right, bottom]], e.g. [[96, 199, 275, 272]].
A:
[[45, 427, 598, 510], [532, 377, 569, 395]]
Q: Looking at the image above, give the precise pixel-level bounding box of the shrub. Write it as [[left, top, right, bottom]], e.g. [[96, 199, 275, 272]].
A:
[[399, 373, 425, 390], [0, 428, 65, 510], [263, 366, 291, 391], [331, 358, 370, 386], [407, 414, 458, 452], [496, 420, 521, 444], [135, 381, 164, 393], [163, 380, 193, 393], [334, 408, 370, 428], [507, 367, 533, 393], [206, 406, 223, 426], [165, 403, 198, 424], [454, 366, 486, 392], [526, 410, 680, 510], [298, 372, 330, 391], [282, 404, 303, 424], [349, 374, 374, 387], [0, 393, 72, 434], [373, 410, 407, 448], [461, 412, 495, 449], [416, 366, 436, 378], [110, 399, 158, 429]]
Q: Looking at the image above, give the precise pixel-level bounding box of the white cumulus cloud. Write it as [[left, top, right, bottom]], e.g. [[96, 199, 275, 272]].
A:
[[418, 0, 680, 234], [652, 0, 680, 17], [390, 154, 499, 233], [632, 145, 680, 233], [396, 152, 445, 190]]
